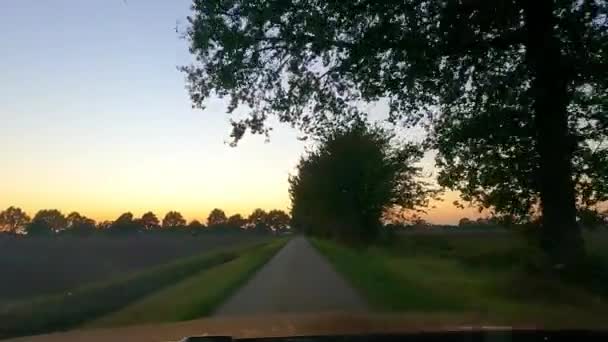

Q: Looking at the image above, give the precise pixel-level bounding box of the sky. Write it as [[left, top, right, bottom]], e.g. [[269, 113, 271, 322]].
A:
[[0, 0, 481, 224]]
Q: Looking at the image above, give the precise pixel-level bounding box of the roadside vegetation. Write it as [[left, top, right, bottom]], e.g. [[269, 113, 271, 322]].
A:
[[89, 239, 287, 327], [0, 239, 285, 339], [312, 233, 608, 327]]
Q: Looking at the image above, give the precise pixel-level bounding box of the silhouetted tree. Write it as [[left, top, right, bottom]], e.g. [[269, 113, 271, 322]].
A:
[[247, 209, 267, 226], [247, 208, 270, 233], [65, 212, 96, 235], [140, 211, 160, 230], [0, 206, 30, 234], [226, 214, 246, 229], [109, 212, 140, 233], [290, 121, 432, 242], [207, 208, 227, 226], [97, 220, 114, 231], [183, 0, 607, 265], [162, 211, 186, 228], [458, 218, 473, 228], [27, 209, 67, 235], [266, 209, 290, 233], [187, 219, 204, 230]]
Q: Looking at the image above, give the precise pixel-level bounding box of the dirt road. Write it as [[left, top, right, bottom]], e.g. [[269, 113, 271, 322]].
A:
[[214, 236, 368, 315]]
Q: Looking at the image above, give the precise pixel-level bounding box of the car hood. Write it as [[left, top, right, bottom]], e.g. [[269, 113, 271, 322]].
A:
[[4, 312, 600, 342]]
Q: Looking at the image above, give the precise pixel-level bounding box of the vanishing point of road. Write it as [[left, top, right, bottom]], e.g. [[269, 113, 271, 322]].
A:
[[214, 235, 368, 315]]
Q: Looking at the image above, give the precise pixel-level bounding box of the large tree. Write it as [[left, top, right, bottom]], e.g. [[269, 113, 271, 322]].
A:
[[65, 212, 96, 235], [227, 213, 246, 229], [162, 211, 187, 228], [266, 209, 291, 233], [207, 208, 228, 226], [140, 211, 160, 230], [27, 209, 67, 235], [290, 121, 432, 241], [183, 0, 607, 265], [0, 206, 30, 234]]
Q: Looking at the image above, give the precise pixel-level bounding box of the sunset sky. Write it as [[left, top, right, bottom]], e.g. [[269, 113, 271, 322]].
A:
[[0, 0, 481, 224]]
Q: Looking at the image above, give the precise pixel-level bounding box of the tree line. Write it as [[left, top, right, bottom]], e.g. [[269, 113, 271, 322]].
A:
[[0, 207, 290, 236]]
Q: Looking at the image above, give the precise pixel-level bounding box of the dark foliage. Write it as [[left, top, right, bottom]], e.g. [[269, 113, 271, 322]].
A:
[[27, 210, 67, 236], [183, 0, 607, 265], [207, 208, 228, 226], [290, 121, 433, 242], [0, 206, 30, 234], [141, 211, 160, 230], [108, 212, 141, 233], [162, 211, 187, 228], [64, 212, 96, 236]]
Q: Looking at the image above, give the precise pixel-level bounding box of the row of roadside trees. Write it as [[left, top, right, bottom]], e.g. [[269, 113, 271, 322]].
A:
[[0, 207, 290, 236]]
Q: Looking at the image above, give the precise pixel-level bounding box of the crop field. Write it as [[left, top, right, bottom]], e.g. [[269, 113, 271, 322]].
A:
[[0, 232, 269, 302]]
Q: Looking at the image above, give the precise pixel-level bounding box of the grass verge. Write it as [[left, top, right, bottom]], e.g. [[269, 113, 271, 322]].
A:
[[88, 238, 287, 327], [0, 239, 276, 339], [311, 237, 608, 328]]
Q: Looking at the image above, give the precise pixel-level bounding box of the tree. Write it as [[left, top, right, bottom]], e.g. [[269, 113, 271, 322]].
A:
[[289, 121, 432, 242], [0, 206, 30, 234], [65, 212, 96, 235], [109, 212, 139, 233], [266, 209, 291, 232], [97, 220, 114, 231], [226, 214, 246, 229], [27, 209, 67, 235], [187, 219, 205, 229], [458, 218, 473, 228], [183, 0, 607, 265], [140, 211, 160, 230], [207, 208, 227, 226], [247, 208, 268, 229], [162, 211, 186, 228]]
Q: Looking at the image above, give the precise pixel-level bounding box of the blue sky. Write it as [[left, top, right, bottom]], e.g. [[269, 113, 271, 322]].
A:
[[0, 0, 478, 223]]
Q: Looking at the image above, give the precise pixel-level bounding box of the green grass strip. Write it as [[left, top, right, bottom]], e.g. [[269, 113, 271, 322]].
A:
[[311, 238, 608, 328], [88, 238, 288, 327]]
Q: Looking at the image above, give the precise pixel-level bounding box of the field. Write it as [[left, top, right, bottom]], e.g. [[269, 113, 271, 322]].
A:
[[312, 230, 608, 328], [0, 233, 284, 339], [0, 232, 269, 302]]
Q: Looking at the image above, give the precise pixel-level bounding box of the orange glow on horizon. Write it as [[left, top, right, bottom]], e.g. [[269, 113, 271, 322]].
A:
[[1, 190, 481, 225]]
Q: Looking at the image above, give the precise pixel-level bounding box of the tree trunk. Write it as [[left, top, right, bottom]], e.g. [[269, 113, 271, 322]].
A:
[[523, 0, 585, 267]]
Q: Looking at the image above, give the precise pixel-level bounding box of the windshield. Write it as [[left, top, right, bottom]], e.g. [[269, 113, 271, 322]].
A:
[[1, 1, 607, 341]]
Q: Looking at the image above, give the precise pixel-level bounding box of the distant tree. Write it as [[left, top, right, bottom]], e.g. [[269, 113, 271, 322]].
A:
[[290, 121, 433, 242], [266, 209, 290, 232], [97, 220, 114, 230], [458, 218, 473, 228], [162, 211, 186, 228], [247, 209, 268, 226], [187, 219, 204, 230], [140, 211, 160, 230], [207, 208, 227, 226], [0, 206, 30, 234], [226, 214, 246, 229], [27, 209, 67, 235], [65, 212, 96, 235], [109, 212, 139, 233]]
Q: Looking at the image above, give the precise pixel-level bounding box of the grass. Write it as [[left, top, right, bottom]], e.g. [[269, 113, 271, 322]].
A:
[[88, 238, 287, 327], [0, 239, 280, 339], [312, 233, 608, 328]]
